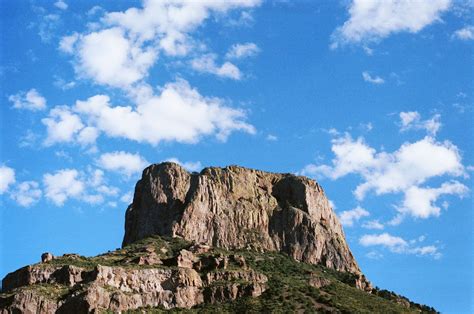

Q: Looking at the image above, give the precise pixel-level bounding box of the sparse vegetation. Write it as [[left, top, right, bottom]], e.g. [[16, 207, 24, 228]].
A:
[[1, 236, 437, 313]]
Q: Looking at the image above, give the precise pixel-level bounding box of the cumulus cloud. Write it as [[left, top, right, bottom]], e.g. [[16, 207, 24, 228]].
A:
[[301, 133, 467, 220], [8, 89, 46, 111], [42, 106, 84, 146], [401, 181, 468, 218], [453, 26, 474, 40], [54, 0, 68, 10], [97, 151, 148, 177], [226, 42, 260, 59], [331, 0, 451, 48], [69, 80, 254, 145], [43, 168, 120, 206], [60, 0, 261, 87], [399, 111, 441, 136], [165, 158, 202, 172], [191, 54, 242, 80], [339, 206, 369, 227], [64, 27, 157, 88], [43, 169, 85, 206], [10, 181, 42, 207], [0, 166, 15, 194], [362, 71, 384, 84], [360, 233, 441, 258]]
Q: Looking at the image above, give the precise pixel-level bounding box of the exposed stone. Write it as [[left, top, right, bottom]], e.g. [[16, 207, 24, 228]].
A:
[[193, 254, 228, 272], [61, 253, 81, 259], [308, 274, 331, 288], [176, 249, 197, 269], [189, 243, 211, 254], [123, 163, 361, 275], [41, 253, 54, 263], [204, 270, 268, 286], [130, 253, 162, 265], [0, 289, 58, 314], [229, 254, 247, 269]]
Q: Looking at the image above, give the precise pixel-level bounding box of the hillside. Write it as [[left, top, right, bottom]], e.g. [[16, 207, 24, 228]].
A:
[[1, 235, 436, 313]]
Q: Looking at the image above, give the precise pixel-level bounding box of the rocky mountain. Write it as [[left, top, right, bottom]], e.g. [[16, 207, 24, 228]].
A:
[[0, 163, 437, 313], [124, 163, 360, 275]]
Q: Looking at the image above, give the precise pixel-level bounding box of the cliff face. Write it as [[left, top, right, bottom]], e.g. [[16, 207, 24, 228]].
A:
[[123, 162, 360, 274]]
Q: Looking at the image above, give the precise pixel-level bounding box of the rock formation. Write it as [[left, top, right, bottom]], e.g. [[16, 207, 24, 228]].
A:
[[1, 162, 439, 313], [123, 162, 360, 274]]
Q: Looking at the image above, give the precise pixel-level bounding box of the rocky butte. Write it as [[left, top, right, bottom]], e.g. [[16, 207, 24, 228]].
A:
[[0, 163, 437, 313]]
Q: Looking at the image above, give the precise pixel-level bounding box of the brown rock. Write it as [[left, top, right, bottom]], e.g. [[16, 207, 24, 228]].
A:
[[308, 274, 331, 288], [123, 162, 361, 275], [41, 252, 54, 263]]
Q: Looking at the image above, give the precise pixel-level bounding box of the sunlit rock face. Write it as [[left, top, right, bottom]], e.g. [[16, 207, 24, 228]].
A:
[[123, 162, 361, 274]]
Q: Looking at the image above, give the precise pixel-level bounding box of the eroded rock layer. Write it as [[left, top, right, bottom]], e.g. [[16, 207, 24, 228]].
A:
[[123, 162, 360, 274]]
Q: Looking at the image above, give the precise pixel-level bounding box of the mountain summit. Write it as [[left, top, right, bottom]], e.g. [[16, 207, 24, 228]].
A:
[[0, 163, 436, 313], [124, 163, 361, 275]]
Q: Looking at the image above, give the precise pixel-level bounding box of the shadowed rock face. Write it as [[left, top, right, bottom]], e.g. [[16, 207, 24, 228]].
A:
[[123, 162, 361, 274]]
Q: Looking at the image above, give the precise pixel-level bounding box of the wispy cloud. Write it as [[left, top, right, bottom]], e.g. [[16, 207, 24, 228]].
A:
[[362, 71, 384, 84]]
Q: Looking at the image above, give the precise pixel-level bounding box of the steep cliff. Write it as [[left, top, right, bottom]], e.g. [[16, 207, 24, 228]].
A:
[[123, 162, 360, 274]]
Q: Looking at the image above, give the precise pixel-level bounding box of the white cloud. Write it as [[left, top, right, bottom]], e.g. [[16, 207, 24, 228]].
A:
[[10, 181, 42, 207], [362, 71, 384, 84], [331, 0, 451, 47], [360, 233, 441, 258], [401, 181, 468, 218], [77, 126, 99, 146], [302, 134, 467, 220], [38, 13, 60, 43], [266, 134, 278, 141], [360, 233, 407, 252], [53, 76, 76, 90], [97, 151, 148, 177], [75, 27, 157, 87], [165, 158, 202, 172], [399, 111, 441, 136], [43, 169, 85, 206], [339, 206, 369, 227], [54, 0, 68, 10], [59, 33, 79, 54], [0, 166, 15, 194], [453, 25, 474, 40], [191, 54, 242, 80], [9, 89, 47, 111], [42, 168, 119, 206], [87, 6, 103, 16], [362, 220, 384, 230], [366, 251, 383, 259], [120, 192, 133, 203], [226, 42, 260, 59], [61, 0, 261, 87], [42, 106, 84, 145], [71, 79, 255, 145]]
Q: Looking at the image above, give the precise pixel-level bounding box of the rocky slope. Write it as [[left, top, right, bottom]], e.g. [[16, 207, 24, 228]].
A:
[[124, 163, 360, 275], [0, 236, 436, 313]]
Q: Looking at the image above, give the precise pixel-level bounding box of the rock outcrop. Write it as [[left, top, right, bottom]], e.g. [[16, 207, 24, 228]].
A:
[[123, 162, 360, 274], [1, 244, 267, 313]]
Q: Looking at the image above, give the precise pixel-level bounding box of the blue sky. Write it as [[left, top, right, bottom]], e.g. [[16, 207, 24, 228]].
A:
[[0, 0, 472, 312]]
